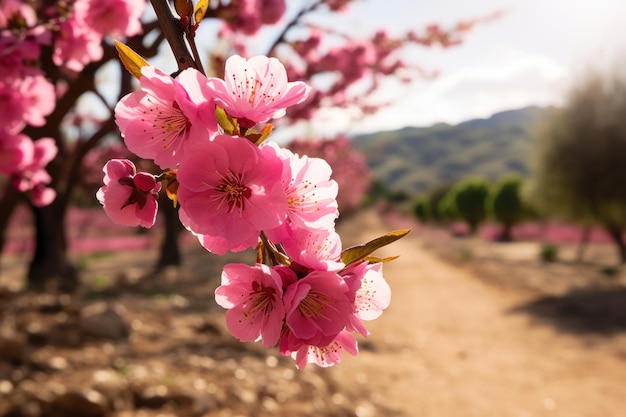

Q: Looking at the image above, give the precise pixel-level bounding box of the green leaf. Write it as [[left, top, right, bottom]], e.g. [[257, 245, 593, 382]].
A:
[[341, 229, 410, 267], [193, 0, 209, 25], [215, 106, 239, 136], [114, 40, 149, 80]]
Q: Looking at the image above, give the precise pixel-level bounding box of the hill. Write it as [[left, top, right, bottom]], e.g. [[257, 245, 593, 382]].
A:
[[352, 106, 550, 196]]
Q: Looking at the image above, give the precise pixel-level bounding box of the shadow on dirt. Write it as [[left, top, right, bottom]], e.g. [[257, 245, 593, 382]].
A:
[[509, 288, 626, 335]]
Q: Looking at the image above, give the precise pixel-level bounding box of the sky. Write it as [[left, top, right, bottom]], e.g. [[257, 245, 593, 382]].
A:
[[277, 0, 626, 138]]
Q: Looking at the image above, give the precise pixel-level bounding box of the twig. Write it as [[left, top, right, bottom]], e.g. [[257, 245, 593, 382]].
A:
[[149, 0, 196, 72], [265, 0, 323, 56]]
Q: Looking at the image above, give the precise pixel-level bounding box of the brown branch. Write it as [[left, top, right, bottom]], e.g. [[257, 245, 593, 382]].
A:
[[266, 0, 322, 56], [150, 0, 196, 72]]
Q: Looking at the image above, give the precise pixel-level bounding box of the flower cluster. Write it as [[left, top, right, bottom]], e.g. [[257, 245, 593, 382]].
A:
[[0, 0, 145, 205], [98, 52, 403, 369]]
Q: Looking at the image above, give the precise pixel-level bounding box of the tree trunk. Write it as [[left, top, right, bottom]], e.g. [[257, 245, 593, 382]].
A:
[[28, 199, 78, 291], [156, 196, 184, 269], [497, 223, 513, 242], [605, 224, 626, 264], [0, 186, 21, 271]]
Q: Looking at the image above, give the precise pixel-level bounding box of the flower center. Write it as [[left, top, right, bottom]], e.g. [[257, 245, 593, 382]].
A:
[[144, 98, 191, 150], [214, 170, 252, 213], [241, 282, 277, 321], [298, 291, 331, 318], [118, 177, 149, 209]]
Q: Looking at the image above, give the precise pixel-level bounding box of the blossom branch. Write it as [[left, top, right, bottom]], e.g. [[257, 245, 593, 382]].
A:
[[266, 0, 322, 56], [149, 0, 196, 72]]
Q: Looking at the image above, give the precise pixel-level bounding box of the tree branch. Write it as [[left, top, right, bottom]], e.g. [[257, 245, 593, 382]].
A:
[[266, 0, 322, 56], [150, 0, 196, 72]]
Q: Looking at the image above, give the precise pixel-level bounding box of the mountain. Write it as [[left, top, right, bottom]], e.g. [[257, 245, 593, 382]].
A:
[[352, 106, 550, 196]]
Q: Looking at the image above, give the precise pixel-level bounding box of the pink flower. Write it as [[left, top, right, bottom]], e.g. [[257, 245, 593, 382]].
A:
[[0, 132, 33, 175], [0, 75, 55, 135], [207, 55, 311, 126], [342, 261, 391, 337], [7, 135, 57, 207], [31, 184, 56, 207], [282, 270, 352, 346], [293, 330, 358, 370], [262, 142, 338, 239], [52, 18, 103, 72], [76, 0, 145, 38], [281, 228, 343, 272], [215, 263, 287, 347], [176, 134, 288, 254], [11, 137, 56, 190], [260, 0, 286, 24], [96, 159, 161, 228], [115, 66, 217, 168], [0, 0, 37, 28]]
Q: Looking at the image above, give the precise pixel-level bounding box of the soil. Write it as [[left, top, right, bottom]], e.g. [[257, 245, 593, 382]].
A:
[[1, 209, 625, 417]]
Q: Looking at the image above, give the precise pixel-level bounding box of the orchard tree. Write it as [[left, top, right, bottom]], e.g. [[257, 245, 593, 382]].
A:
[[0, 0, 487, 289], [412, 195, 431, 223], [486, 175, 525, 241], [445, 177, 490, 234], [437, 188, 458, 223], [525, 70, 626, 263]]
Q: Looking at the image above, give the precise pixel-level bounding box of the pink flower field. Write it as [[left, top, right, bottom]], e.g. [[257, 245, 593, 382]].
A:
[[3, 205, 197, 255]]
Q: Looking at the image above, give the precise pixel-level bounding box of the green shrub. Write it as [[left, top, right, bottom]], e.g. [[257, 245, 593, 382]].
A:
[[412, 196, 431, 223], [539, 243, 558, 262]]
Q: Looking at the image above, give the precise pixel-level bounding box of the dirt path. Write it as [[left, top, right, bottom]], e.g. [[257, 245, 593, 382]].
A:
[[330, 211, 626, 417]]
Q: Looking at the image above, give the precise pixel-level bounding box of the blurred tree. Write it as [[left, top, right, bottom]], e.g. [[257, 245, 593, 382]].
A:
[[428, 183, 453, 222], [525, 70, 626, 263], [445, 177, 490, 234], [486, 175, 525, 241], [437, 187, 458, 223], [412, 195, 431, 223]]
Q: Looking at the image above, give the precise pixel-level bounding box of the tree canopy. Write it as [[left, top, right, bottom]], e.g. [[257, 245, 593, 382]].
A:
[[525, 69, 626, 261]]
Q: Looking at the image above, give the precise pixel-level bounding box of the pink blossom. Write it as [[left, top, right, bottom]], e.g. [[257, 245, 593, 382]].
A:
[[293, 330, 358, 370], [261, 0, 286, 24], [76, 0, 145, 38], [115, 66, 216, 168], [342, 261, 391, 337], [0, 75, 55, 135], [10, 137, 57, 206], [280, 228, 343, 272], [215, 263, 287, 347], [0, 0, 37, 28], [52, 18, 103, 72], [262, 142, 338, 237], [0, 35, 42, 79], [288, 137, 371, 215], [11, 137, 56, 191], [236, 0, 263, 35], [282, 270, 352, 346], [96, 159, 161, 228], [0, 132, 33, 175], [207, 55, 311, 126], [176, 134, 288, 254], [30, 184, 56, 207]]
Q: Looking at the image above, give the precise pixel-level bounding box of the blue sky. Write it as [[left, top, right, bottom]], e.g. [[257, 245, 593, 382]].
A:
[[284, 0, 626, 137]]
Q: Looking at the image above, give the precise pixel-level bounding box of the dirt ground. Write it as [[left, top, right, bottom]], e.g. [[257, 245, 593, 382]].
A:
[[1, 209, 625, 416]]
